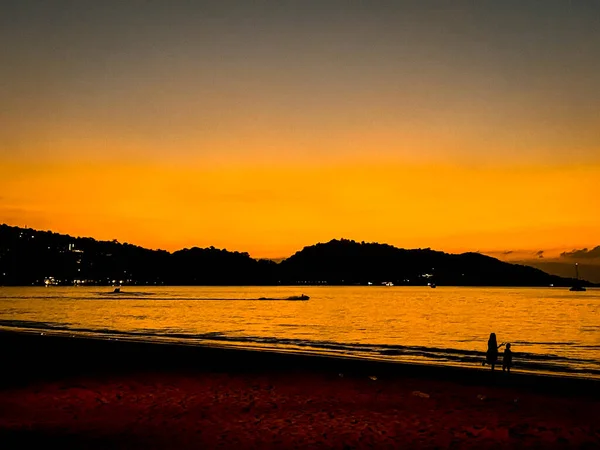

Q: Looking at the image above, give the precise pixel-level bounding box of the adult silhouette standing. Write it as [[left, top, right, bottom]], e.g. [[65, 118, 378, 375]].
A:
[[485, 333, 505, 370]]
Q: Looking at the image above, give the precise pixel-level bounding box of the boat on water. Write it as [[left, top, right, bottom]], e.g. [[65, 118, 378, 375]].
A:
[[257, 294, 310, 301], [570, 263, 586, 292]]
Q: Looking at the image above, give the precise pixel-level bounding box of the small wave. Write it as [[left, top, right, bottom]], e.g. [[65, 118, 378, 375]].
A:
[[0, 319, 72, 331], [0, 296, 75, 300], [512, 340, 577, 346]]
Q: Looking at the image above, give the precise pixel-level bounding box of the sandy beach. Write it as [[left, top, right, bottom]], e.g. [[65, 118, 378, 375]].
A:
[[1, 332, 599, 449]]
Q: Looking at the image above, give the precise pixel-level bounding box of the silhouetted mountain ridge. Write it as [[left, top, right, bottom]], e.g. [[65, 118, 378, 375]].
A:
[[278, 239, 582, 286], [0, 225, 594, 287]]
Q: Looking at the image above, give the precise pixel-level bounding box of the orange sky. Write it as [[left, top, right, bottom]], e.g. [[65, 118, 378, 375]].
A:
[[1, 160, 598, 258], [1, 2, 599, 257]]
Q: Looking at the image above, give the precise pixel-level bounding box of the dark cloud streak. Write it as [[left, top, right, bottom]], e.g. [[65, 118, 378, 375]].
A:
[[560, 246, 600, 260]]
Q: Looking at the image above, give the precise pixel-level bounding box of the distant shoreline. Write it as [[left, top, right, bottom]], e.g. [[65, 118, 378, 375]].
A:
[[3, 224, 596, 287]]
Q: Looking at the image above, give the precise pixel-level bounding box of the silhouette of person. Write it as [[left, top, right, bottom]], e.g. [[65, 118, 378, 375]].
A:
[[485, 333, 505, 370], [502, 343, 513, 372]]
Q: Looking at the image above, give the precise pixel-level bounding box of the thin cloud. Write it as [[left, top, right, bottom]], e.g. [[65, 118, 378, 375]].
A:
[[481, 250, 513, 256], [560, 246, 600, 259]]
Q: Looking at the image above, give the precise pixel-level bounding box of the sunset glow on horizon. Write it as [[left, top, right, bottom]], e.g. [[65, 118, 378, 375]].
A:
[[2, 1, 599, 258], [2, 160, 598, 258]]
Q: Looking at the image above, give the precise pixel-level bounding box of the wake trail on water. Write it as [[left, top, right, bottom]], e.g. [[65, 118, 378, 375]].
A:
[[3, 293, 309, 301]]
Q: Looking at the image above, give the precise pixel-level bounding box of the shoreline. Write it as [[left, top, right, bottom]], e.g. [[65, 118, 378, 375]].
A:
[[2, 330, 598, 395], [2, 327, 599, 384]]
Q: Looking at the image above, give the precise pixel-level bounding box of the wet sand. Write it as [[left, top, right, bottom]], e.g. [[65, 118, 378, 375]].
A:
[[1, 331, 599, 449]]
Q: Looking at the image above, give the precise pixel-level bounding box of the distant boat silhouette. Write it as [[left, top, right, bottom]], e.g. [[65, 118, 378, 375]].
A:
[[287, 294, 310, 301], [257, 295, 309, 301], [429, 268, 437, 288], [569, 263, 586, 292]]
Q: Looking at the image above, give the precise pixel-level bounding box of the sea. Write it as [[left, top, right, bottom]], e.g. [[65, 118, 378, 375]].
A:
[[0, 286, 598, 379]]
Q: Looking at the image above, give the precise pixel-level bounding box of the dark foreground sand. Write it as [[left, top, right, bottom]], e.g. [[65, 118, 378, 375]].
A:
[[1, 332, 599, 449]]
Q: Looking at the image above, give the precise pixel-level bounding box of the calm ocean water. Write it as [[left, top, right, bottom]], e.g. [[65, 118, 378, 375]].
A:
[[0, 286, 598, 378]]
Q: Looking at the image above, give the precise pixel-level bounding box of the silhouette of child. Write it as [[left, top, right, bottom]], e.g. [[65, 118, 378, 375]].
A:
[[485, 333, 505, 370], [502, 343, 513, 372]]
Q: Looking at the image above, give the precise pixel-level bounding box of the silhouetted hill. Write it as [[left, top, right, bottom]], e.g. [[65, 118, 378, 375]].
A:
[[0, 225, 593, 287], [0, 224, 275, 286], [278, 239, 588, 287]]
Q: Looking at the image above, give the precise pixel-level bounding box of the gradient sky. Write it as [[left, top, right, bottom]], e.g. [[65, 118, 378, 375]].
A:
[[1, 1, 599, 257]]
